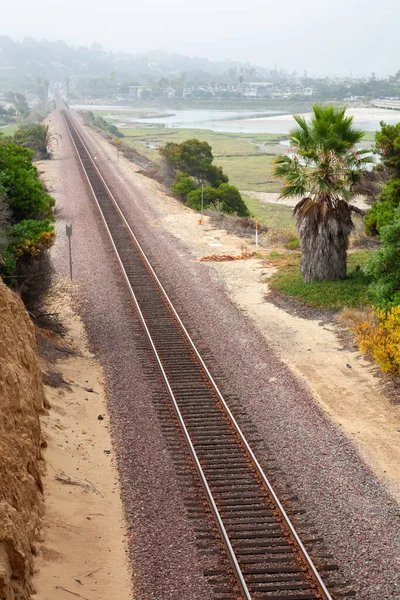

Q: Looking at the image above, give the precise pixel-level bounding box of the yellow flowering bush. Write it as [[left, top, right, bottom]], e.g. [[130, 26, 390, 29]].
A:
[[353, 306, 400, 374], [10, 219, 55, 258]]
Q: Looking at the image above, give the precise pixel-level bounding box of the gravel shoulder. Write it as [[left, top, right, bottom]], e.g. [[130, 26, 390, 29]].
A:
[[40, 109, 400, 600]]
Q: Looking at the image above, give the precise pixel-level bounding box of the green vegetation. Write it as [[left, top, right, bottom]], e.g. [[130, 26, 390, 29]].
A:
[[364, 122, 400, 236], [0, 142, 55, 221], [0, 134, 56, 308], [118, 125, 284, 193], [268, 251, 373, 309], [274, 104, 372, 282], [365, 206, 400, 307], [160, 138, 249, 217], [0, 123, 20, 136], [81, 110, 124, 139], [10, 219, 55, 258], [243, 195, 295, 229], [14, 123, 61, 160]]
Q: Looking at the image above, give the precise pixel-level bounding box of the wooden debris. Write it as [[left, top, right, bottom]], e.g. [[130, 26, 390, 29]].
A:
[[199, 251, 257, 262]]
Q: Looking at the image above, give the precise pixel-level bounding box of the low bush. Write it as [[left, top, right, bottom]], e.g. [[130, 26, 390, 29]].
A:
[[0, 142, 55, 221], [353, 306, 400, 374], [364, 198, 398, 237], [285, 236, 300, 250], [217, 184, 249, 217], [365, 207, 400, 307], [186, 186, 218, 210], [10, 219, 55, 258], [171, 172, 198, 197]]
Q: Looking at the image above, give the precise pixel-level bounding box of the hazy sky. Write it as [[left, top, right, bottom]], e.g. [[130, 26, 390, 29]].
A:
[[2, 0, 399, 76]]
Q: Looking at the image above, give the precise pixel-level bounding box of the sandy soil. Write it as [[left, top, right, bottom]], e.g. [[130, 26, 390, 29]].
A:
[[32, 283, 132, 600], [68, 125, 400, 503]]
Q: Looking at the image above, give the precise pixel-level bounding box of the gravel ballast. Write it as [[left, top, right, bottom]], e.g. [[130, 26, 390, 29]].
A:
[[49, 109, 400, 600]]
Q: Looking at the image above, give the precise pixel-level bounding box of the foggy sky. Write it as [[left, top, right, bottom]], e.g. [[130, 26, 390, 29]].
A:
[[1, 0, 398, 76]]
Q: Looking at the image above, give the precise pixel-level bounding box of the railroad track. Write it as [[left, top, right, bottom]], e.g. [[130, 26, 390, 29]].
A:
[[62, 109, 333, 600]]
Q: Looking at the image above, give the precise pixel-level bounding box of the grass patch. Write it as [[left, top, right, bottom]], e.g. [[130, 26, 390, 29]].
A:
[[0, 123, 20, 136], [216, 154, 279, 192], [244, 196, 295, 227], [268, 251, 374, 309]]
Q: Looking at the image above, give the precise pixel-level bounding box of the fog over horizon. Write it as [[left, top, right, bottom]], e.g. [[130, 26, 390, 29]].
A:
[[1, 0, 399, 77]]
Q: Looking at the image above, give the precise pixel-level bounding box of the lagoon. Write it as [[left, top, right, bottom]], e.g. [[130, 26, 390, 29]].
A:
[[72, 105, 400, 135]]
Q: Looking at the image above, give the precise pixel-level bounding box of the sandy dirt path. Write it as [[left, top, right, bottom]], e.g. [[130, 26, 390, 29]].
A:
[[32, 283, 132, 600]]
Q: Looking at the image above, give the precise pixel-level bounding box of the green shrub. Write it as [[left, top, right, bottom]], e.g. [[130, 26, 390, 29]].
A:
[[171, 172, 197, 197], [186, 183, 249, 216], [206, 164, 229, 187], [10, 219, 55, 257], [365, 207, 400, 307], [365, 178, 400, 236], [285, 237, 300, 250], [186, 186, 218, 210], [216, 184, 249, 217], [0, 247, 16, 280], [365, 199, 398, 236], [0, 142, 55, 221]]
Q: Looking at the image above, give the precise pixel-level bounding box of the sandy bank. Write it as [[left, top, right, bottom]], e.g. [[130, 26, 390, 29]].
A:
[[32, 282, 132, 600]]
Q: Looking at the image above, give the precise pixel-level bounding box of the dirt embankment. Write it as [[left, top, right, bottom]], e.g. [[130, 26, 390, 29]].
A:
[[0, 280, 47, 600]]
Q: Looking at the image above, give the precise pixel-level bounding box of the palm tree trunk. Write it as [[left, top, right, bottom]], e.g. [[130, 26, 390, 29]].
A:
[[297, 206, 353, 282]]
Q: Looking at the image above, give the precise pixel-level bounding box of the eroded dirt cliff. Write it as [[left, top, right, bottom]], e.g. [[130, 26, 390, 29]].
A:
[[0, 280, 46, 600]]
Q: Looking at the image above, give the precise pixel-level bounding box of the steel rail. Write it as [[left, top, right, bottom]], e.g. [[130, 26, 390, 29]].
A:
[[63, 110, 251, 599], [62, 109, 333, 600]]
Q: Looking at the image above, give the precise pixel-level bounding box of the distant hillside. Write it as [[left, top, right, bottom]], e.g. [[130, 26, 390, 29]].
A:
[[0, 36, 269, 88]]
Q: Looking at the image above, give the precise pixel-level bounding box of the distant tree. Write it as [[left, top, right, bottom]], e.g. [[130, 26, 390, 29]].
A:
[[160, 139, 214, 183], [5, 92, 29, 115], [274, 104, 372, 282], [206, 164, 229, 187]]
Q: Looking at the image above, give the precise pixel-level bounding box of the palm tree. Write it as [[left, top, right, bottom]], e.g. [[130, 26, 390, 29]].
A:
[[15, 124, 61, 160], [274, 104, 372, 282]]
